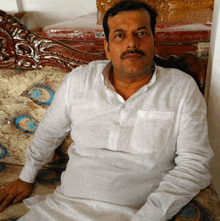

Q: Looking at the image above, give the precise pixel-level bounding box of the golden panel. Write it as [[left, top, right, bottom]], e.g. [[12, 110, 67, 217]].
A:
[[96, 0, 214, 12], [96, 0, 214, 25]]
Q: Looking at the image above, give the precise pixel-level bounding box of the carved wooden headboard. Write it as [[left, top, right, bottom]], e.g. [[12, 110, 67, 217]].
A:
[[0, 10, 105, 70], [0, 10, 206, 93]]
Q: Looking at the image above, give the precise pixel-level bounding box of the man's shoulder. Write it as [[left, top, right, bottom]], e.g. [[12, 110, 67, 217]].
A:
[[64, 60, 109, 89], [69, 60, 109, 76], [157, 66, 196, 85], [155, 66, 201, 97]]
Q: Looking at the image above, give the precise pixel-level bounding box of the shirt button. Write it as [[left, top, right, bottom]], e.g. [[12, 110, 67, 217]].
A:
[[115, 121, 120, 126]]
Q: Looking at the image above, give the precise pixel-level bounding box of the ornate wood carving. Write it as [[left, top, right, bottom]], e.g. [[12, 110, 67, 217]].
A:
[[0, 10, 106, 71]]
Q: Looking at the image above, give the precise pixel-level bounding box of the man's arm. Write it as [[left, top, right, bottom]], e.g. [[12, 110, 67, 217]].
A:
[[131, 79, 214, 221], [0, 73, 72, 211]]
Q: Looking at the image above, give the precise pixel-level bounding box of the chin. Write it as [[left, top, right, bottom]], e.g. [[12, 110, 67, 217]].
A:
[[124, 66, 149, 76]]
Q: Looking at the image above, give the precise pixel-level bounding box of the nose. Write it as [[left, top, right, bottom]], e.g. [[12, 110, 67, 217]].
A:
[[126, 34, 138, 49]]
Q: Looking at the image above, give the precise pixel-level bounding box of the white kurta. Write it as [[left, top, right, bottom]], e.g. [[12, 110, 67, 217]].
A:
[[19, 60, 213, 221]]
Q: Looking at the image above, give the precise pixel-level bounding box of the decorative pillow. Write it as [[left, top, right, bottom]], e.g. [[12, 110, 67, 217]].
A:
[[0, 67, 71, 166]]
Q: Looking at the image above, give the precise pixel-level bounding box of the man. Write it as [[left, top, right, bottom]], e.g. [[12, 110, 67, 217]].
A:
[[0, 1, 213, 220]]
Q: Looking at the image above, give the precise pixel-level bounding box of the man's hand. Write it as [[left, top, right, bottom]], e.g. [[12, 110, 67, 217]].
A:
[[0, 178, 34, 212]]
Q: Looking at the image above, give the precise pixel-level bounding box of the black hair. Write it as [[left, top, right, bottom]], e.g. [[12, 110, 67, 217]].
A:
[[103, 0, 157, 42]]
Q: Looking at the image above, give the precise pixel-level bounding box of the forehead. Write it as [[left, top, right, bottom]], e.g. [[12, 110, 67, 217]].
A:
[[108, 10, 151, 31]]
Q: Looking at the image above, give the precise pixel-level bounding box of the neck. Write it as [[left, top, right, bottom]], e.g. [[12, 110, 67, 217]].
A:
[[109, 67, 153, 100]]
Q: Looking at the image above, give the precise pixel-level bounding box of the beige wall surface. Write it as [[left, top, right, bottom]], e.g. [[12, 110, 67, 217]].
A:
[[0, 0, 97, 29], [207, 0, 220, 199]]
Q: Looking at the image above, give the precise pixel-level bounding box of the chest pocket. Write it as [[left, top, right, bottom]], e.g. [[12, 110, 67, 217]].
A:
[[131, 110, 174, 153]]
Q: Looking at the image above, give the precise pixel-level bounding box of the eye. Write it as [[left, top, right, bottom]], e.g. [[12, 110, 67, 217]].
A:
[[137, 31, 147, 37], [114, 33, 124, 39]]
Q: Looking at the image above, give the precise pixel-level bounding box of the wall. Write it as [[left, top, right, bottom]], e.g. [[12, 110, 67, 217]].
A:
[[206, 0, 220, 198], [0, 0, 97, 29], [0, 0, 17, 11], [1, 0, 220, 197]]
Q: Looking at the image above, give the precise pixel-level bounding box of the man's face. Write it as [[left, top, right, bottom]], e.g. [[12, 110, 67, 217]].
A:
[[104, 10, 155, 79]]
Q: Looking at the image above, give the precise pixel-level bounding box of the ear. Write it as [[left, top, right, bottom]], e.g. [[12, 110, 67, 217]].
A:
[[104, 39, 111, 60]]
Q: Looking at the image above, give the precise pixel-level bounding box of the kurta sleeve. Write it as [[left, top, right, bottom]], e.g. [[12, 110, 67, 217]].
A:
[[131, 79, 214, 221], [19, 73, 72, 183]]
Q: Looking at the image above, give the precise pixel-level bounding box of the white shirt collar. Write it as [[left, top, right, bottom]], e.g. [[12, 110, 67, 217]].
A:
[[102, 61, 157, 91]]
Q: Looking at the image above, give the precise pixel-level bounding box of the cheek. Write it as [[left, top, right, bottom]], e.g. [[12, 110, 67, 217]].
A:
[[112, 48, 120, 54], [108, 46, 121, 61], [143, 44, 155, 58]]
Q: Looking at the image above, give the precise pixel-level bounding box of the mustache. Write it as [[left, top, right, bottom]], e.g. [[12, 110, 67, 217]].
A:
[[120, 49, 146, 59]]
